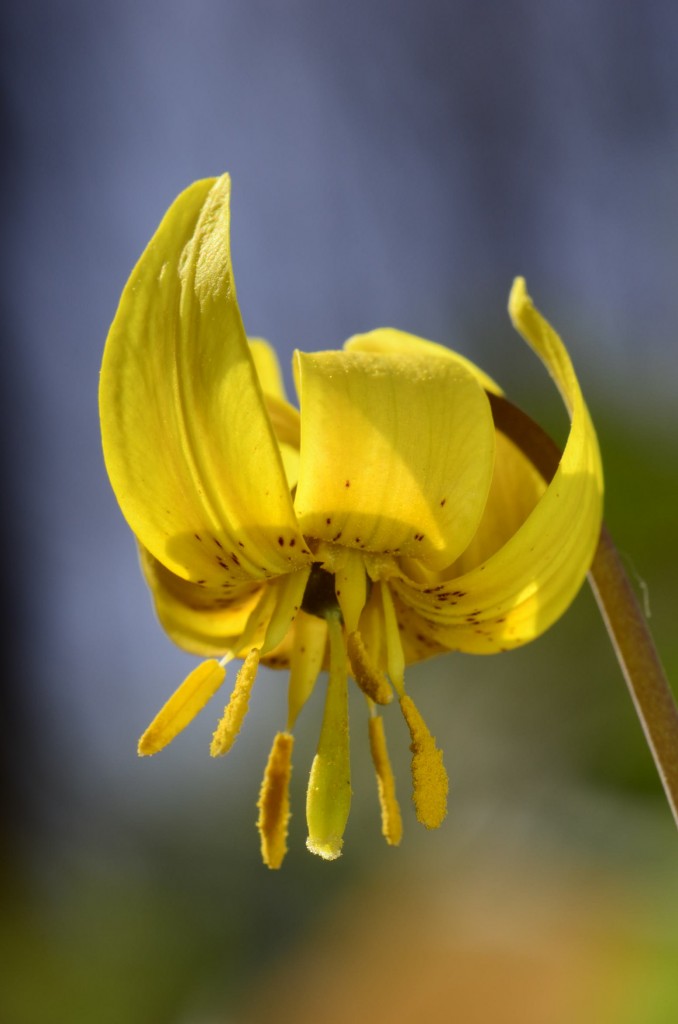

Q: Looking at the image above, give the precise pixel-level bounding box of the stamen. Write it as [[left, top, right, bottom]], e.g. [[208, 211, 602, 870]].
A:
[[306, 613, 352, 860], [357, 585, 387, 669], [334, 549, 367, 633], [257, 731, 294, 870], [260, 568, 310, 656], [380, 582, 406, 697], [399, 694, 448, 829], [138, 658, 227, 756], [347, 631, 393, 705], [381, 581, 448, 827], [210, 649, 260, 757], [235, 585, 279, 655], [287, 613, 328, 729], [368, 712, 403, 846]]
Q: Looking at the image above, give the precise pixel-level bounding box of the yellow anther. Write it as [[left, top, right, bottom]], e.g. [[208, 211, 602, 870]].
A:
[[368, 714, 403, 846], [257, 731, 294, 870], [306, 613, 352, 860], [347, 630, 393, 705], [210, 649, 260, 757], [138, 658, 226, 756], [399, 694, 448, 829]]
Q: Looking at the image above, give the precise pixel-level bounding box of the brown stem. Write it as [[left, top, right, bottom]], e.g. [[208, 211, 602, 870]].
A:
[[588, 527, 678, 825], [488, 392, 678, 827]]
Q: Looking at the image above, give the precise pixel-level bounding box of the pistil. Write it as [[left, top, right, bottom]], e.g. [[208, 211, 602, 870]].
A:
[[306, 611, 352, 859]]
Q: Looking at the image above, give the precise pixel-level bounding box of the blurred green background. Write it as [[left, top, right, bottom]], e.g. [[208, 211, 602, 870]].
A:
[[2, 3, 677, 1022]]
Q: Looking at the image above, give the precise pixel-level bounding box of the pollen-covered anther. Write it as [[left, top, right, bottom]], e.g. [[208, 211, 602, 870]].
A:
[[210, 648, 260, 757], [368, 714, 403, 846], [257, 731, 294, 870], [347, 630, 393, 705], [399, 694, 448, 829], [138, 658, 227, 756]]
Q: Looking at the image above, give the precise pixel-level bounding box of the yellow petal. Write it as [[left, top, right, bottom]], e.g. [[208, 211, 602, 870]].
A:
[[509, 277, 586, 417], [249, 337, 301, 490], [447, 431, 547, 575], [248, 337, 288, 401], [391, 279, 603, 652], [261, 395, 300, 450], [139, 545, 262, 656], [344, 327, 502, 395], [138, 659, 226, 756], [277, 444, 301, 492], [100, 175, 310, 588], [293, 348, 495, 571], [257, 731, 294, 870]]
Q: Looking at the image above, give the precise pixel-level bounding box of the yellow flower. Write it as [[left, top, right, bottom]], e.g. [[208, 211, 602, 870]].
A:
[[99, 175, 603, 868]]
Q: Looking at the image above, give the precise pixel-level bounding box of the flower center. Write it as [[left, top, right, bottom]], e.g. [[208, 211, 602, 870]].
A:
[[300, 563, 340, 619]]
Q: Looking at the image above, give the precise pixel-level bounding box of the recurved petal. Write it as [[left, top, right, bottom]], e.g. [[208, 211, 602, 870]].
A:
[[293, 347, 495, 571], [248, 338, 289, 401], [390, 279, 603, 653], [139, 546, 263, 656], [248, 343, 301, 490], [100, 175, 310, 588], [447, 430, 547, 575], [344, 327, 502, 395]]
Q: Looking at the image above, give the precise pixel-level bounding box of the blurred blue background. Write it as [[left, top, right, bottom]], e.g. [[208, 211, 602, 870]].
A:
[[2, 2, 677, 1022]]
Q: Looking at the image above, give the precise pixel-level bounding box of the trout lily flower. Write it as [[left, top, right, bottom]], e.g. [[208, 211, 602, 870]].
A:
[[100, 175, 603, 868]]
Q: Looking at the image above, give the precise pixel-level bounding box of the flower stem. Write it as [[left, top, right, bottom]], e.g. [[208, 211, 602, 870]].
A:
[[588, 526, 678, 827], [488, 392, 678, 827]]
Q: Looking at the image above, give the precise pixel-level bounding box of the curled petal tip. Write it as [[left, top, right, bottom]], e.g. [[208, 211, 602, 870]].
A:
[[508, 276, 528, 321]]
